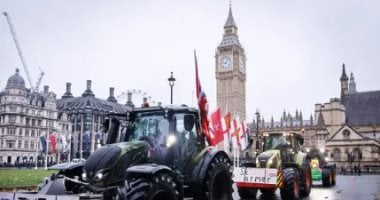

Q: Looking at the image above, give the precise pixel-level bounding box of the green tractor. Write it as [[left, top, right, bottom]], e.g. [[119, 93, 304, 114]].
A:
[[308, 148, 336, 187], [234, 132, 311, 200], [44, 105, 233, 199]]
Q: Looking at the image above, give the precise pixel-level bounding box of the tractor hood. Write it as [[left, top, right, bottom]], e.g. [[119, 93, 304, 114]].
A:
[[83, 141, 150, 186], [256, 150, 281, 168]]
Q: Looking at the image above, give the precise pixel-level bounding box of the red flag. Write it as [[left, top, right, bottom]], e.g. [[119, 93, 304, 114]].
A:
[[194, 50, 211, 145], [231, 118, 241, 148], [210, 108, 224, 146], [49, 133, 57, 153]]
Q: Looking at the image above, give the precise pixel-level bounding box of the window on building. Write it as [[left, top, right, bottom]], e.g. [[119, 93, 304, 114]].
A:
[[38, 120, 42, 126], [31, 129, 35, 137], [343, 130, 350, 140], [24, 141, 28, 149], [9, 128, 16, 135], [32, 110, 35, 115], [26, 109, 30, 114], [18, 140, 22, 148], [9, 106, 17, 112], [6, 140, 14, 148], [9, 116, 16, 124], [32, 119, 36, 126], [0, 140, 3, 148], [1, 128, 3, 135], [26, 118, 30, 126], [30, 141, 34, 150], [19, 128, 23, 136], [333, 148, 341, 161]]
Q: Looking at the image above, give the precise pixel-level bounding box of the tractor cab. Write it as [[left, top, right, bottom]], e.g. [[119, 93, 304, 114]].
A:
[[262, 132, 304, 163]]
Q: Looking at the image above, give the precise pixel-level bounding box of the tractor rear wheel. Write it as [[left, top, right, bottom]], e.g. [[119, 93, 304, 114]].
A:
[[322, 169, 332, 187], [116, 173, 179, 200], [193, 154, 233, 200], [280, 168, 300, 200]]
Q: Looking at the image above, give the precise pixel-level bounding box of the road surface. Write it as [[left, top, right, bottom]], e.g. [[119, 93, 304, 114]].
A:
[[232, 175, 380, 200]]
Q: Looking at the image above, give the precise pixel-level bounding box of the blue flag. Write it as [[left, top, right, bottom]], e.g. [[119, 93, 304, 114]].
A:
[[39, 136, 46, 153]]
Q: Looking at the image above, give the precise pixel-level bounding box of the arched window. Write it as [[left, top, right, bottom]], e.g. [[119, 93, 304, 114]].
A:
[[352, 147, 361, 161], [333, 148, 341, 161]]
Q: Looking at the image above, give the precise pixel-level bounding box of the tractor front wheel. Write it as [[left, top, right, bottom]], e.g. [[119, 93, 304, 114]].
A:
[[280, 168, 300, 200], [116, 173, 180, 200], [193, 154, 233, 200]]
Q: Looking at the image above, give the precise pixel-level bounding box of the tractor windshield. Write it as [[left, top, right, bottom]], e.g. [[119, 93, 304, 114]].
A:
[[126, 112, 169, 146], [263, 134, 291, 151]]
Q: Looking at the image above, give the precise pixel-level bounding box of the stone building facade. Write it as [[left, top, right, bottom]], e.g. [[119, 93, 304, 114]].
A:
[[57, 81, 130, 160], [0, 69, 71, 166], [215, 5, 247, 120]]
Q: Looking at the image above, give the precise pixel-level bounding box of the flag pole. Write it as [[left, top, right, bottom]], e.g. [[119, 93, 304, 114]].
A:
[[57, 131, 60, 164], [45, 125, 49, 170], [80, 114, 84, 160], [34, 126, 39, 169]]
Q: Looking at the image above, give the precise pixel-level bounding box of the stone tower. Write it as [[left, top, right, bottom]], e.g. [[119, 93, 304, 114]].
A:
[[215, 5, 246, 120]]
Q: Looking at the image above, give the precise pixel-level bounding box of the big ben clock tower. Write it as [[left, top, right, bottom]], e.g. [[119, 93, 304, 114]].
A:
[[216, 5, 246, 120]]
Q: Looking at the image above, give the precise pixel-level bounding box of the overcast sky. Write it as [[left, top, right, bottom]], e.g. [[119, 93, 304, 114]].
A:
[[1, 0, 379, 122]]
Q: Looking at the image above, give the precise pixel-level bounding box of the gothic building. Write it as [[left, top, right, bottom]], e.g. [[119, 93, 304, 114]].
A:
[[0, 69, 71, 166], [317, 64, 380, 168], [215, 5, 247, 120], [258, 64, 380, 168], [56, 81, 130, 160]]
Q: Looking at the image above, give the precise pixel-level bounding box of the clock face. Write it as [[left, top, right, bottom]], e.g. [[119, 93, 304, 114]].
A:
[[221, 56, 231, 69], [239, 57, 244, 71]]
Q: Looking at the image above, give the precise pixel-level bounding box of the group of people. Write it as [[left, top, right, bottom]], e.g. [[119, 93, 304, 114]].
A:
[[340, 164, 362, 175]]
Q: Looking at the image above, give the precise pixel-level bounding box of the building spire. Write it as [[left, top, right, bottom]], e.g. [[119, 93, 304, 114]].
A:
[[340, 63, 349, 100], [224, 1, 237, 28], [349, 72, 357, 93], [340, 63, 348, 81]]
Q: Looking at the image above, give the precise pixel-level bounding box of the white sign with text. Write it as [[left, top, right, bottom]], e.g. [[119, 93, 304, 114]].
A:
[[233, 167, 278, 184]]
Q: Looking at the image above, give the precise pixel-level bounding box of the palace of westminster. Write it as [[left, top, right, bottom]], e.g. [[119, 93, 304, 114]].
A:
[[1, 6, 379, 168]]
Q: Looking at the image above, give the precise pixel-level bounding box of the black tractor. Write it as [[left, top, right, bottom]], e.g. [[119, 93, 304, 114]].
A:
[[54, 105, 233, 200]]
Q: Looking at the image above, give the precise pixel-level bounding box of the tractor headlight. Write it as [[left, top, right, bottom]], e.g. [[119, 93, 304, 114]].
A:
[[95, 172, 103, 181], [166, 134, 177, 147], [81, 170, 87, 181]]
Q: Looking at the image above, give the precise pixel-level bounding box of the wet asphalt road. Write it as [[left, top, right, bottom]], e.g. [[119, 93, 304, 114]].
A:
[[232, 175, 380, 200]]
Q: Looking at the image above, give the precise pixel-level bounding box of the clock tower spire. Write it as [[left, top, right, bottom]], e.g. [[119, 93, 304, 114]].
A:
[[215, 4, 247, 120]]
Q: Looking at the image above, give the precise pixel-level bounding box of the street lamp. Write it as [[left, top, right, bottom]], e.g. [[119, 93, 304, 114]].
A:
[[167, 72, 176, 104], [255, 109, 260, 153]]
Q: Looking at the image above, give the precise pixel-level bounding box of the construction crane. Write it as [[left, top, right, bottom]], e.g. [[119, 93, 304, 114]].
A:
[[3, 12, 44, 92]]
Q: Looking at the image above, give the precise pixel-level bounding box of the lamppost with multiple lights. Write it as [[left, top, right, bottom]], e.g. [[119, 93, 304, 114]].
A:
[[168, 72, 176, 104]]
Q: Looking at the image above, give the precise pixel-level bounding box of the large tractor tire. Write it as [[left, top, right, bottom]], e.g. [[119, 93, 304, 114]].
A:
[[116, 173, 180, 200], [280, 168, 300, 200], [322, 169, 332, 187], [300, 164, 311, 197], [193, 154, 233, 200], [238, 188, 257, 199]]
